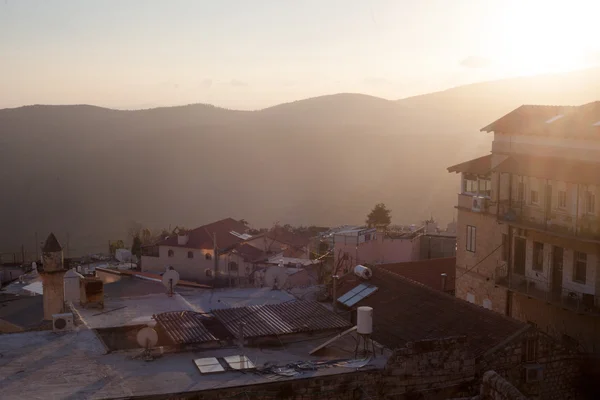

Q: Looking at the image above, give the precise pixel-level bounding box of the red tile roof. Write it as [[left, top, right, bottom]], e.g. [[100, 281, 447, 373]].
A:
[[481, 101, 600, 137], [378, 257, 456, 292], [336, 268, 526, 355], [156, 218, 248, 250], [227, 243, 266, 262], [447, 154, 492, 176]]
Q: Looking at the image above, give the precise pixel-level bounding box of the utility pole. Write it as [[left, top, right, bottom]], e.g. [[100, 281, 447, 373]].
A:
[[35, 232, 39, 261], [213, 232, 218, 285]]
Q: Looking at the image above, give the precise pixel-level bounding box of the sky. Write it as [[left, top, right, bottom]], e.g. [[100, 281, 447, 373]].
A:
[[1, 0, 599, 110]]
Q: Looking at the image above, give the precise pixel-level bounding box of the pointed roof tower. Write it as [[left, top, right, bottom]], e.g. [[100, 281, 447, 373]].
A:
[[43, 233, 63, 253]]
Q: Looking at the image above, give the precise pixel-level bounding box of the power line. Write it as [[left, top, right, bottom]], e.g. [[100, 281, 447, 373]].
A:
[[453, 242, 503, 282]]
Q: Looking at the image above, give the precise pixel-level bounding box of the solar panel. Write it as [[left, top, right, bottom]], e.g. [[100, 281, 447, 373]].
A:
[[338, 283, 378, 307], [345, 286, 378, 307], [224, 355, 256, 370], [337, 283, 369, 304], [194, 357, 225, 374]]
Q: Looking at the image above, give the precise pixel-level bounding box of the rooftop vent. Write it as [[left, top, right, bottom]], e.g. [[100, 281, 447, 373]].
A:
[[545, 115, 564, 124]]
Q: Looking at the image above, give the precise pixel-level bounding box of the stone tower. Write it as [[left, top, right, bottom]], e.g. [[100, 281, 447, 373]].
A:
[[40, 233, 67, 320]]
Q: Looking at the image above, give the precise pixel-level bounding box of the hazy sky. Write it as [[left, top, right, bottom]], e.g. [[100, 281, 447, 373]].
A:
[[1, 0, 599, 110]]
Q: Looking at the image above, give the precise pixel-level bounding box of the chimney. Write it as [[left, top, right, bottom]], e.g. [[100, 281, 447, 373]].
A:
[[40, 233, 68, 320], [177, 233, 189, 246], [441, 273, 447, 292]]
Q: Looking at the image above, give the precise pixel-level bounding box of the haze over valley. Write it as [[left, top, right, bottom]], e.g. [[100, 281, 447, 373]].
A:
[[2, 67, 600, 256]]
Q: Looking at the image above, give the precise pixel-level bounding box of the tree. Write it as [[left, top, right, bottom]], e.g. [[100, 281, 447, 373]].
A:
[[366, 203, 392, 229], [131, 236, 142, 259], [109, 239, 125, 256]]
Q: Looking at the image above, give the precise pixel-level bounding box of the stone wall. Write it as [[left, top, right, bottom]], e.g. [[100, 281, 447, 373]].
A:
[[479, 329, 581, 400], [479, 370, 528, 400]]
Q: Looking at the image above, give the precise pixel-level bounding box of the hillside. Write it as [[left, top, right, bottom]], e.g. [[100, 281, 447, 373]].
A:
[[1, 67, 599, 257]]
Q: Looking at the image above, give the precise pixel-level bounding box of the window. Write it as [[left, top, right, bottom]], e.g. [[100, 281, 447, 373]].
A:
[[558, 190, 567, 209], [532, 242, 544, 271], [530, 190, 539, 205], [482, 299, 492, 310], [517, 182, 524, 202], [501, 234, 508, 261], [466, 226, 476, 252], [205, 269, 213, 278], [463, 174, 478, 194], [585, 191, 596, 214], [574, 251, 587, 283], [187, 251, 194, 259], [522, 338, 538, 362], [479, 178, 492, 198], [205, 253, 212, 260], [168, 249, 174, 257], [228, 261, 238, 272]]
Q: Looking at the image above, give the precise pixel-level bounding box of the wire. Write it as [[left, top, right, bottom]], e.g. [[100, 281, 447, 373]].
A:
[[453, 242, 503, 282]]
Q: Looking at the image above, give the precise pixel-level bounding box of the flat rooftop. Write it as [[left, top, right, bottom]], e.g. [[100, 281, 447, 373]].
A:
[[0, 328, 388, 400]]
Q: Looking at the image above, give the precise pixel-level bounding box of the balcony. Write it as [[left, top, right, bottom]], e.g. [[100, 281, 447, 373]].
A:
[[495, 265, 600, 316], [497, 200, 600, 243]]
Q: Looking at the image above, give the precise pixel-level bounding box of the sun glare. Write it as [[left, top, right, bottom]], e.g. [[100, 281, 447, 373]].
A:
[[486, 1, 600, 76]]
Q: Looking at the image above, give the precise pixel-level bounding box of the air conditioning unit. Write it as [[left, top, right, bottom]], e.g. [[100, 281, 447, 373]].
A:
[[472, 196, 487, 213], [52, 313, 74, 332], [524, 364, 544, 383]]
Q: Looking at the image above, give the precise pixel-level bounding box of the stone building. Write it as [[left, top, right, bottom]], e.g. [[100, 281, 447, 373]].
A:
[[447, 102, 600, 355]]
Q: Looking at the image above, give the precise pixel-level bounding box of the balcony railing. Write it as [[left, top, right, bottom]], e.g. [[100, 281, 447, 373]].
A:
[[497, 200, 600, 242], [495, 265, 600, 316]]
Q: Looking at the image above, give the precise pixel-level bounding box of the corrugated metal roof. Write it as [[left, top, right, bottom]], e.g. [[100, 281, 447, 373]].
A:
[[212, 301, 351, 339], [154, 311, 218, 345]]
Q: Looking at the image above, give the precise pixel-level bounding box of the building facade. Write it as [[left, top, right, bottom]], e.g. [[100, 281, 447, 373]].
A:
[[449, 102, 600, 354]]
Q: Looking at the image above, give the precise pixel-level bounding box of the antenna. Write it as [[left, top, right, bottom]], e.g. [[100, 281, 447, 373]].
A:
[[136, 326, 159, 361], [264, 266, 288, 290], [162, 269, 180, 297]]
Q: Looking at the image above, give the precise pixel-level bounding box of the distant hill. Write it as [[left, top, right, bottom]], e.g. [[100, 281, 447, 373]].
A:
[[1, 67, 599, 257]]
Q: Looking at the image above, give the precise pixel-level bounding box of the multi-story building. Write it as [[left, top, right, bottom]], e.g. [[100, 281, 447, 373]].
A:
[[448, 101, 600, 354]]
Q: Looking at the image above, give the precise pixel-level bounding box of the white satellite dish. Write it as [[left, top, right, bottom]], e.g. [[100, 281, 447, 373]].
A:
[[136, 326, 158, 349], [162, 269, 180, 297], [264, 266, 288, 290]]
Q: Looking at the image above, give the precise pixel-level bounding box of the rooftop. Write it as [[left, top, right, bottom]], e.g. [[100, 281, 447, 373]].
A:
[[480, 101, 600, 137], [0, 328, 386, 400], [336, 267, 527, 356], [0, 293, 44, 331], [156, 218, 248, 250], [447, 152, 600, 185], [378, 257, 456, 292]]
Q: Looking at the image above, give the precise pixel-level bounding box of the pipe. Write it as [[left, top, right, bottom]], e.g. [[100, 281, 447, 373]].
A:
[[441, 273, 447, 292], [332, 275, 339, 313]]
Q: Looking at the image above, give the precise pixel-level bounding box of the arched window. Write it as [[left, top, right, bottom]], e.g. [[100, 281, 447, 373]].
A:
[[205, 269, 213, 278], [168, 249, 174, 257], [187, 251, 194, 259], [229, 261, 238, 272], [205, 253, 212, 260]]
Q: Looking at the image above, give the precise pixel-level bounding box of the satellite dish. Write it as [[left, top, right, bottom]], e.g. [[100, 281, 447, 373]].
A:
[[264, 266, 288, 290], [162, 269, 180, 296], [136, 326, 158, 349]]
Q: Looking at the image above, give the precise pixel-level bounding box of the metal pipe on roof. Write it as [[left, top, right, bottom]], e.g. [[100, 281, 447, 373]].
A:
[[332, 275, 339, 313], [441, 273, 447, 292]]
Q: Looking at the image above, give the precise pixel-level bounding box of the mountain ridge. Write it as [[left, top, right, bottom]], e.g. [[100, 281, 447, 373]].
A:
[[1, 68, 599, 256]]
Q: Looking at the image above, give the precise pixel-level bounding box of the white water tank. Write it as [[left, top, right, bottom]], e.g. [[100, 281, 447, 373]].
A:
[[64, 268, 83, 303], [177, 234, 189, 246], [354, 265, 372, 279], [357, 306, 373, 334]]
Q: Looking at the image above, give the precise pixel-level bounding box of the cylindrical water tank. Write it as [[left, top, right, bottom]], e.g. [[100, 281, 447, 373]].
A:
[[354, 265, 372, 279], [357, 306, 373, 334]]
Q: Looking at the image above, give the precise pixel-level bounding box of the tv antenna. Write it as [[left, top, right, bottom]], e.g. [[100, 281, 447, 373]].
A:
[[136, 326, 158, 361], [162, 268, 180, 297], [264, 266, 288, 290]]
